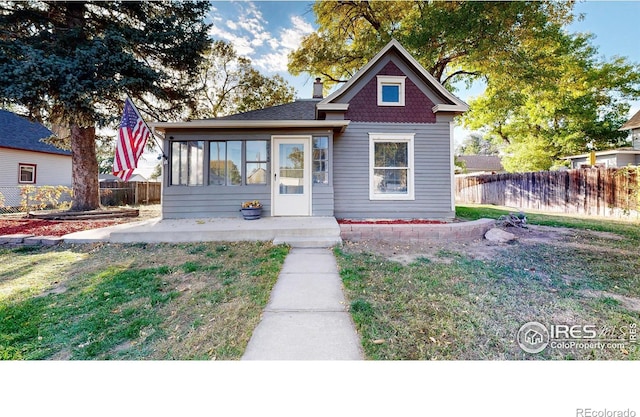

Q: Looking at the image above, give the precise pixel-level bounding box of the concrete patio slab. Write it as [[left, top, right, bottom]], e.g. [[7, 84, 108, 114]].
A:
[[61, 216, 342, 248]]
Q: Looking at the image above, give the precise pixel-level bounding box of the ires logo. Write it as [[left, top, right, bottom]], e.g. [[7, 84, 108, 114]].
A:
[[517, 321, 637, 354], [549, 324, 597, 339]]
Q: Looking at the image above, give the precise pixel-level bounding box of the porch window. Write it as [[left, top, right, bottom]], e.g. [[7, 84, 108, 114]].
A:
[[18, 163, 36, 184], [369, 133, 414, 200], [245, 141, 268, 185], [377, 75, 406, 106], [210, 141, 242, 185], [171, 141, 204, 186], [312, 136, 329, 185]]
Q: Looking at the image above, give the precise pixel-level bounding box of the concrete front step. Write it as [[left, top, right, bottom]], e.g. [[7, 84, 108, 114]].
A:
[[272, 236, 342, 248], [108, 216, 341, 244]]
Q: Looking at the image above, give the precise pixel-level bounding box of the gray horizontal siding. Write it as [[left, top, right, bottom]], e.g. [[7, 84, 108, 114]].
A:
[[162, 185, 270, 219], [312, 185, 334, 216], [333, 121, 454, 219], [162, 128, 337, 218]]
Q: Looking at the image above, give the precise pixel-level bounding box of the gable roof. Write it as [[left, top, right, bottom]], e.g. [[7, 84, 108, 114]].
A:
[[319, 39, 469, 114], [620, 109, 640, 131], [217, 100, 318, 121], [457, 155, 504, 172], [0, 110, 71, 156]]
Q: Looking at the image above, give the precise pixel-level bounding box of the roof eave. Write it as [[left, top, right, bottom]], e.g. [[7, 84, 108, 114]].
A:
[[432, 103, 470, 115], [151, 119, 351, 133]]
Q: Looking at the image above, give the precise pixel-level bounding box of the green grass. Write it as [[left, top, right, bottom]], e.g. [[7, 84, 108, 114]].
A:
[[456, 204, 640, 241], [336, 210, 640, 360], [0, 241, 289, 360]]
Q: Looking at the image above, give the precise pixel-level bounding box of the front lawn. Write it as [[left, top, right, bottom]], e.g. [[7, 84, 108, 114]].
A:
[[0, 241, 288, 360], [336, 206, 640, 360]]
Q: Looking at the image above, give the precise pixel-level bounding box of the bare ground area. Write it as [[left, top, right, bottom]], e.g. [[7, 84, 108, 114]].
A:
[[342, 224, 630, 265]]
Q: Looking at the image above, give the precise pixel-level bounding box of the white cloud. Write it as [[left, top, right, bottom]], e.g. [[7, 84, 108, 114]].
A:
[[226, 20, 237, 30], [253, 15, 314, 73], [209, 26, 255, 55]]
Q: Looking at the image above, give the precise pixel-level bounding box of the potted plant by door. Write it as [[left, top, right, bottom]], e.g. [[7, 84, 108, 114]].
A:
[[241, 200, 262, 220]]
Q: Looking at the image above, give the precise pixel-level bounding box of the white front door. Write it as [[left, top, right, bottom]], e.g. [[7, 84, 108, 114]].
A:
[[272, 135, 311, 216]]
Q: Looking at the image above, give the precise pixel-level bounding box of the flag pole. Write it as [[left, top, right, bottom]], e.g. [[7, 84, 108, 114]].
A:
[[125, 95, 168, 161]]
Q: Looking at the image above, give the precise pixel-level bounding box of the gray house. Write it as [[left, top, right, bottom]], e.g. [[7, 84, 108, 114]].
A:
[[153, 40, 468, 220]]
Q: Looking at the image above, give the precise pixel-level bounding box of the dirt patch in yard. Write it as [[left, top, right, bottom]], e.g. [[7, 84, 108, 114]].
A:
[[341, 224, 627, 265], [580, 290, 640, 312]]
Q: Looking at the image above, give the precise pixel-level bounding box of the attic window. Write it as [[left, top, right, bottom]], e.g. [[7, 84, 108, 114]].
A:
[[377, 75, 406, 106]]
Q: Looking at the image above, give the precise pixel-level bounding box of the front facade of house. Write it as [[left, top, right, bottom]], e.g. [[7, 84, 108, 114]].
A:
[[0, 110, 72, 206], [154, 40, 468, 220]]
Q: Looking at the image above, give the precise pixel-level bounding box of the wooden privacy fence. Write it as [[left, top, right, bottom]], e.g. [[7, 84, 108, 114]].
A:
[[455, 167, 639, 218], [100, 181, 161, 206]]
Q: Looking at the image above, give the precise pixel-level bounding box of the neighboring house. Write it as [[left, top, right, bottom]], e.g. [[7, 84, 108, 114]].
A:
[[152, 40, 468, 219], [563, 109, 640, 169], [0, 110, 71, 206], [564, 148, 640, 169], [621, 108, 640, 149], [456, 155, 504, 174]]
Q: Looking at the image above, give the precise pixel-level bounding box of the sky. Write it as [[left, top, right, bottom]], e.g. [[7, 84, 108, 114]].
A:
[[137, 0, 640, 176], [207, 0, 640, 105]]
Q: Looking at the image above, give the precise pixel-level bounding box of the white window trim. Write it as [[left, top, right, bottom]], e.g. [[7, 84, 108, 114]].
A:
[[18, 163, 36, 184], [369, 133, 415, 201], [377, 75, 406, 106]]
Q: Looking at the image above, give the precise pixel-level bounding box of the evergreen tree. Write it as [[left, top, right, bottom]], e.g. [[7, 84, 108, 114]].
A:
[[0, 1, 211, 210]]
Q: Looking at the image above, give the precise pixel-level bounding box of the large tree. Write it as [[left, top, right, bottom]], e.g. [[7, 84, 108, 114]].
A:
[[192, 40, 295, 119], [289, 1, 575, 88], [289, 1, 640, 171], [0, 1, 211, 210], [463, 33, 640, 171]]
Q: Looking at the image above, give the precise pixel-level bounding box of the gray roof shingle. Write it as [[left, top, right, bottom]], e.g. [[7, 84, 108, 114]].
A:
[[216, 100, 318, 121], [0, 110, 71, 156]]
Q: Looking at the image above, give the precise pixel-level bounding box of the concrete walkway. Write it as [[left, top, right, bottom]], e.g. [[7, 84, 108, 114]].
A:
[[242, 247, 363, 360]]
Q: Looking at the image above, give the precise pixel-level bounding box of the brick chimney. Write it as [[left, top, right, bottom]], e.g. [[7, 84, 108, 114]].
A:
[[312, 77, 323, 99]]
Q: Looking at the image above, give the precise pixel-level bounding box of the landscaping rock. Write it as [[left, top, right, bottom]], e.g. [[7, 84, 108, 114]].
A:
[[484, 228, 517, 243]]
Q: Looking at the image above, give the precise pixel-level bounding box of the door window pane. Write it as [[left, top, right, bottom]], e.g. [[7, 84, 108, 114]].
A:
[[279, 143, 304, 194]]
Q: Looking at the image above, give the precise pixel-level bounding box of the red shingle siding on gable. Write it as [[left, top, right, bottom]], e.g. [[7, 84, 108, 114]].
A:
[[344, 61, 436, 123]]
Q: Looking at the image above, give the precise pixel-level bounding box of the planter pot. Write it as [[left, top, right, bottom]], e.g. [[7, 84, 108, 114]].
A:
[[241, 207, 262, 220]]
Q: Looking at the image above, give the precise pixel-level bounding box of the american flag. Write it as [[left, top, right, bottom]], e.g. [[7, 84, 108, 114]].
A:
[[113, 97, 151, 181]]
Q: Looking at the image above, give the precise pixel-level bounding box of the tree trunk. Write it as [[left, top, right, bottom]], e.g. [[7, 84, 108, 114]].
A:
[[70, 125, 101, 211]]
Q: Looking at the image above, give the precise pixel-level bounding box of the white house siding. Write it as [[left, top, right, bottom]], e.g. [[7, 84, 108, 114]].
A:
[[0, 148, 72, 206], [333, 119, 455, 220]]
